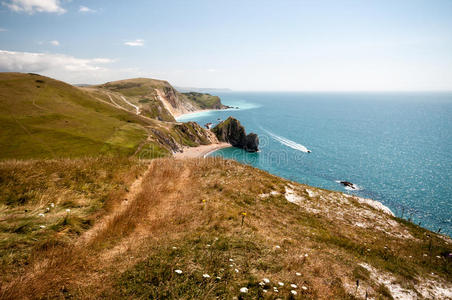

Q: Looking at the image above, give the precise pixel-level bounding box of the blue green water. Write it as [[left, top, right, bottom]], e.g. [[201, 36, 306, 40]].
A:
[[177, 92, 452, 236]]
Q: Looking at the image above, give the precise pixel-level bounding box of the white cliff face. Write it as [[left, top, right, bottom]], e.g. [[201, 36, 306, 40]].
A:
[[154, 87, 198, 118]]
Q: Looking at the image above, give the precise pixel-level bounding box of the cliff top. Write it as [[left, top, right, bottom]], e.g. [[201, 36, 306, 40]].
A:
[[0, 157, 450, 299]]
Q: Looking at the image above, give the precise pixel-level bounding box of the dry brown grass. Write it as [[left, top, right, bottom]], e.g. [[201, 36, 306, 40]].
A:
[[0, 157, 450, 299]]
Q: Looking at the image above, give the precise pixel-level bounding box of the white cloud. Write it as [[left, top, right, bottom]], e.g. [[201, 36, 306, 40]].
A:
[[2, 0, 66, 14], [124, 39, 144, 47], [0, 50, 118, 83], [49, 40, 60, 46], [79, 5, 95, 13], [0, 28, 7, 32]]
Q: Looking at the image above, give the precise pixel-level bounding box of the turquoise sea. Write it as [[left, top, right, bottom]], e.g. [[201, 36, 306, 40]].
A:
[[177, 92, 452, 236]]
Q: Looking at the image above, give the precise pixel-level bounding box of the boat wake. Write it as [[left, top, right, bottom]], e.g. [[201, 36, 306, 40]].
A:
[[264, 130, 311, 153]]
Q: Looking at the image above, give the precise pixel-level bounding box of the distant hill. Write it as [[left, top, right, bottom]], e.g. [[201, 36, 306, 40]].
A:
[[83, 78, 231, 122], [0, 73, 218, 160]]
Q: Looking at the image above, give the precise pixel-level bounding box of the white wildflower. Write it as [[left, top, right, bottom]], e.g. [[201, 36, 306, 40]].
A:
[[229, 258, 234, 262], [216, 276, 221, 280], [295, 272, 301, 276], [38, 213, 45, 217], [423, 254, 428, 257], [302, 286, 308, 290], [229, 264, 234, 267], [207, 244, 211, 247], [263, 278, 270, 283], [259, 282, 265, 286], [175, 269, 183, 274], [304, 253, 308, 257], [263, 289, 268, 293], [234, 268, 239, 273], [290, 284, 297, 288], [275, 245, 281, 249], [46, 207, 50, 211], [278, 282, 284, 286], [203, 274, 210, 278], [66, 209, 71, 213], [291, 290, 297, 295], [39, 225, 46, 228], [50, 203, 55, 208], [172, 247, 177, 250], [239, 287, 248, 293]]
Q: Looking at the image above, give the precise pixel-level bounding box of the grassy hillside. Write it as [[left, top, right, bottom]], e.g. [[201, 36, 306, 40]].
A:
[[0, 73, 151, 159], [182, 92, 228, 109], [0, 73, 219, 160], [88, 78, 177, 121], [1, 158, 450, 299], [85, 78, 230, 121]]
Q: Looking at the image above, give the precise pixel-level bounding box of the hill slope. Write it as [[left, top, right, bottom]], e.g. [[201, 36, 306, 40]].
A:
[[83, 78, 230, 122], [0, 157, 450, 299], [0, 73, 219, 160]]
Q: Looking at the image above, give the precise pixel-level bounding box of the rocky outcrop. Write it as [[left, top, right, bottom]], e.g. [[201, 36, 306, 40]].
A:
[[174, 122, 218, 146], [339, 181, 359, 190], [212, 117, 259, 152], [150, 122, 218, 153]]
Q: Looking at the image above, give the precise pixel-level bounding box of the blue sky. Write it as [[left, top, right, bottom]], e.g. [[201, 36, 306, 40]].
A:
[[0, 0, 452, 91]]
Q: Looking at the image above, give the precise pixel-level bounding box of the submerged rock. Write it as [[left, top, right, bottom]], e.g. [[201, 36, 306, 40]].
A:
[[212, 117, 259, 152]]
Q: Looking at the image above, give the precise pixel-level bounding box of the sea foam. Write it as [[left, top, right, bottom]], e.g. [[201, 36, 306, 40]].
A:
[[264, 130, 310, 153]]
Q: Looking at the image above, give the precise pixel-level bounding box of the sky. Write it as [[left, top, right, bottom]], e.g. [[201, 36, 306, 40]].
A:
[[0, 0, 452, 91]]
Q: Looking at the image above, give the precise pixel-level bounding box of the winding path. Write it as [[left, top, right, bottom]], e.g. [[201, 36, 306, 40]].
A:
[[120, 96, 140, 115]]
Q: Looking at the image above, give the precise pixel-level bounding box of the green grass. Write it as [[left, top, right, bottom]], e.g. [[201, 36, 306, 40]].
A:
[[116, 235, 265, 299], [95, 78, 178, 122], [0, 73, 151, 159], [182, 92, 224, 109], [0, 157, 147, 280]]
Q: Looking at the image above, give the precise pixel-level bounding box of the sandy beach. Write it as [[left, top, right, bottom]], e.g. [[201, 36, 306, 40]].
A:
[[174, 108, 215, 119], [173, 142, 231, 159], [174, 107, 236, 121]]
